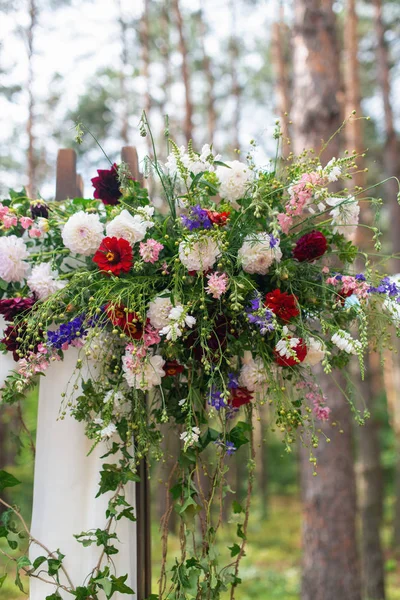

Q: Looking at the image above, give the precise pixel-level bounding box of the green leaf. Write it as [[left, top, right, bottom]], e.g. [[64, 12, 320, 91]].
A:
[[228, 543, 241, 557], [32, 556, 47, 571], [45, 594, 63, 600], [237, 524, 246, 540], [110, 574, 134, 595], [0, 574, 7, 589], [232, 500, 244, 514], [0, 470, 21, 491], [97, 577, 112, 597]]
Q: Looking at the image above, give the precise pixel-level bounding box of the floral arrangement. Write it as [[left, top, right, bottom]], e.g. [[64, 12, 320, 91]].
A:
[[0, 119, 399, 599]]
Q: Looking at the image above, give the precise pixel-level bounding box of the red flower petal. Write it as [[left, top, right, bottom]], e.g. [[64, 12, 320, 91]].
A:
[[274, 339, 307, 367], [265, 289, 300, 322], [93, 237, 133, 276], [293, 230, 327, 262]]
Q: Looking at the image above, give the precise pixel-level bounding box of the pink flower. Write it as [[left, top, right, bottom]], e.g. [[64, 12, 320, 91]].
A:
[[29, 227, 42, 238], [277, 213, 292, 234], [143, 324, 161, 347], [312, 396, 331, 421], [0, 203, 10, 219], [2, 215, 18, 229], [20, 217, 34, 229], [139, 239, 164, 264], [205, 272, 229, 299], [322, 266, 330, 274]]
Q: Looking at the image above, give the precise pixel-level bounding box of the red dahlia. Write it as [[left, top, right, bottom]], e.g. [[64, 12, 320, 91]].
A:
[[91, 163, 122, 206], [93, 237, 133, 276], [274, 339, 307, 367], [164, 360, 185, 376], [265, 289, 300, 322], [293, 230, 327, 262], [229, 387, 253, 408], [206, 210, 230, 226], [106, 303, 143, 339]]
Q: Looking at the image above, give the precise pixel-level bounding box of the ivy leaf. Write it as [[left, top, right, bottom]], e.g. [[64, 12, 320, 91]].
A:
[[0, 470, 21, 491], [72, 586, 91, 599], [237, 524, 246, 540], [0, 574, 7, 588], [15, 556, 31, 592], [110, 574, 134, 595], [228, 543, 241, 557], [199, 427, 220, 451], [32, 556, 47, 571], [45, 594, 63, 600], [97, 577, 112, 597], [232, 500, 244, 514]]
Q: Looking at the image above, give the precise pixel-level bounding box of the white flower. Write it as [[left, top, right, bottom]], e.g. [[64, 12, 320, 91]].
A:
[[27, 262, 65, 300], [166, 144, 220, 181], [239, 351, 269, 393], [62, 211, 104, 256], [106, 209, 154, 245], [180, 426, 201, 448], [326, 196, 360, 236], [304, 337, 325, 366], [331, 330, 362, 355], [100, 423, 117, 439], [0, 236, 29, 283], [275, 327, 302, 360], [324, 158, 342, 182], [238, 233, 282, 275], [216, 160, 252, 208], [94, 417, 104, 426], [123, 353, 166, 391], [179, 236, 221, 272], [147, 296, 173, 329], [159, 304, 196, 341]]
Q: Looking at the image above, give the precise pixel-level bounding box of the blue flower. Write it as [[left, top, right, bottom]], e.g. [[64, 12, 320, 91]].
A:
[[181, 204, 212, 230], [228, 373, 239, 389], [209, 388, 227, 410], [47, 315, 88, 349]]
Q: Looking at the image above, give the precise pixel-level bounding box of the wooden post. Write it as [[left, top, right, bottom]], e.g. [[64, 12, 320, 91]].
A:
[[55, 149, 83, 200], [122, 146, 152, 600]]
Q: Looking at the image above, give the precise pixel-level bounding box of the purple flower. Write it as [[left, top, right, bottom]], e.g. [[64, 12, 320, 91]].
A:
[[246, 296, 275, 335], [47, 315, 88, 349], [369, 276, 400, 299], [228, 373, 239, 389], [226, 441, 237, 456], [269, 234, 279, 248], [209, 388, 227, 410], [355, 273, 366, 282], [181, 204, 212, 231]]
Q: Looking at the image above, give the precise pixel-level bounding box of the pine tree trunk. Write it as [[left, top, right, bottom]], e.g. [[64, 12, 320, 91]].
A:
[[172, 0, 193, 143], [271, 5, 291, 158], [373, 0, 400, 550], [344, 2, 386, 597], [292, 2, 361, 599], [229, 0, 240, 151], [26, 0, 37, 198]]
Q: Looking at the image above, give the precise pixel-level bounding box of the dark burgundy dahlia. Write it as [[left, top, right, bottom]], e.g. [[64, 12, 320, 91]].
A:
[[0, 296, 36, 322], [30, 199, 49, 219], [91, 163, 122, 206], [293, 230, 327, 262]]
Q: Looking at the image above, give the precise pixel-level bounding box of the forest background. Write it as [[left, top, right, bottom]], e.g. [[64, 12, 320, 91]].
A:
[[1, 0, 400, 599]]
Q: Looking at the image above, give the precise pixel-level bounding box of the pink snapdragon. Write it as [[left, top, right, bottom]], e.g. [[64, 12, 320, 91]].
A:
[[2, 214, 18, 229], [277, 213, 293, 234], [20, 216, 34, 229], [139, 239, 164, 264], [278, 172, 326, 234], [0, 203, 10, 219], [205, 272, 229, 299], [297, 381, 331, 422], [326, 275, 369, 299], [29, 227, 42, 239], [143, 324, 161, 347]]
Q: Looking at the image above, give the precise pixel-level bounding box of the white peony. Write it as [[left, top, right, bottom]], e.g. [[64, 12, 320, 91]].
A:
[[123, 353, 166, 391], [304, 337, 325, 366], [0, 235, 29, 283], [216, 160, 252, 208], [147, 296, 173, 329], [238, 233, 282, 275], [326, 196, 360, 237], [62, 211, 104, 256], [27, 262, 66, 300], [106, 209, 154, 245], [239, 351, 269, 393], [331, 330, 362, 355], [179, 236, 221, 272]]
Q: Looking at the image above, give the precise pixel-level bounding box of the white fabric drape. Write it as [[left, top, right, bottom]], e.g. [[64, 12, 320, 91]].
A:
[[26, 348, 137, 599], [0, 316, 16, 389]]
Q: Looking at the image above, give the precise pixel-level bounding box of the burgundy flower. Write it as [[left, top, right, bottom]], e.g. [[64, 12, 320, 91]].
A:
[[93, 237, 133, 276], [265, 289, 300, 322], [91, 163, 122, 206], [0, 297, 36, 322], [293, 230, 327, 262], [106, 303, 143, 339], [229, 387, 253, 408], [164, 360, 185, 376], [30, 199, 49, 219], [274, 338, 307, 367]]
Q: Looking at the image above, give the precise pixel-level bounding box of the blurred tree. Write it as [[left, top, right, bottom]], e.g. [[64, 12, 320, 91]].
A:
[[344, 2, 386, 598], [26, 0, 38, 198], [172, 0, 193, 143], [197, 4, 217, 145], [116, 0, 130, 145], [271, 2, 291, 158], [229, 0, 241, 151], [292, 1, 361, 599]]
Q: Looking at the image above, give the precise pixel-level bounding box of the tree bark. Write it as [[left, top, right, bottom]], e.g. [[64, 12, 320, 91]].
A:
[[292, 2, 361, 599], [271, 3, 291, 158], [172, 0, 193, 143], [373, 0, 400, 551], [344, 2, 386, 597], [26, 0, 37, 198], [198, 4, 217, 144]]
